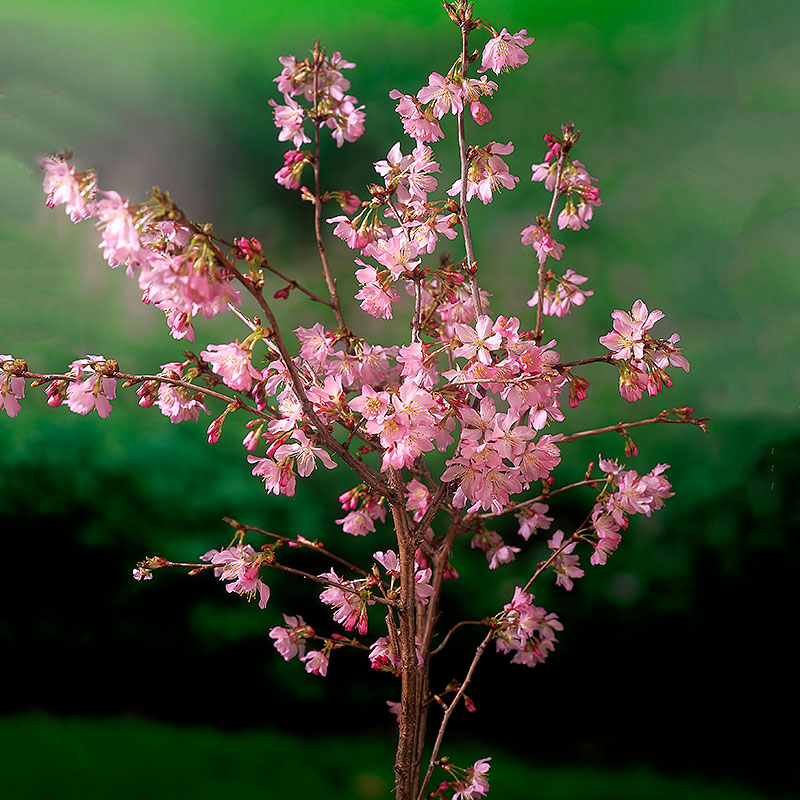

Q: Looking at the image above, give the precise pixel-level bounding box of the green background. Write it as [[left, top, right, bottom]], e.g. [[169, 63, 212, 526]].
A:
[[1, 0, 798, 797]]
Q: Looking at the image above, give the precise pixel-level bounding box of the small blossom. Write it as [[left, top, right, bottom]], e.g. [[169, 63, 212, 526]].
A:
[[0, 356, 25, 418], [479, 27, 535, 74], [201, 341, 261, 392], [301, 649, 329, 677]]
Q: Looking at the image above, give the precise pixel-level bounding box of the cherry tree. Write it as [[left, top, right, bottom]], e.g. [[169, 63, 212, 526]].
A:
[[2, 2, 707, 798]]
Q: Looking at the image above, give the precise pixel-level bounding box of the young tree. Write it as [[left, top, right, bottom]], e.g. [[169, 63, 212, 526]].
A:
[[2, 2, 706, 797]]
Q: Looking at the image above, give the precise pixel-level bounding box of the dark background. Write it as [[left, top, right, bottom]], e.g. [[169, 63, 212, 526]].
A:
[[1, 0, 798, 797]]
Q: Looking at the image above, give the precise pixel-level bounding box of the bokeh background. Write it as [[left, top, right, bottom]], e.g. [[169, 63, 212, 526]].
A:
[[1, 0, 798, 798]]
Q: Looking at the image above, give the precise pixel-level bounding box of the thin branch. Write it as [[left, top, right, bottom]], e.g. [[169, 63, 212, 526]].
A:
[[481, 478, 601, 519], [225, 518, 371, 577], [457, 28, 482, 320], [561, 411, 711, 443], [430, 620, 487, 657], [416, 629, 493, 800], [556, 354, 613, 369], [312, 52, 347, 331], [265, 561, 395, 608], [534, 153, 566, 345], [190, 226, 392, 499]]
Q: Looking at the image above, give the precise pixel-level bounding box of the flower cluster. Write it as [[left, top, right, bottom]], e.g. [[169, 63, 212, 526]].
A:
[[588, 456, 674, 565], [431, 757, 492, 800], [494, 587, 563, 668], [200, 545, 270, 609], [39, 155, 242, 342], [270, 47, 365, 152], [600, 299, 690, 401]]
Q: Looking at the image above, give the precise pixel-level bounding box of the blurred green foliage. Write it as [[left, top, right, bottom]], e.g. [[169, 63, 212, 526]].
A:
[[1, 0, 799, 796], [0, 714, 782, 800]]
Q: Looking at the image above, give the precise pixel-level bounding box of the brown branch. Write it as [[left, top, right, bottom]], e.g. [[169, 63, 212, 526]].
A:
[[457, 26, 482, 320], [225, 518, 371, 578], [265, 561, 395, 608], [561, 411, 710, 443], [312, 52, 347, 331], [430, 619, 487, 657], [480, 478, 601, 519], [390, 469, 420, 800], [189, 226, 392, 499], [556, 354, 614, 369], [534, 153, 566, 345]]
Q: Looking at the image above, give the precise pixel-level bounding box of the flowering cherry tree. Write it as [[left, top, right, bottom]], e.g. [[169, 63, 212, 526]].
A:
[[2, 2, 708, 798]]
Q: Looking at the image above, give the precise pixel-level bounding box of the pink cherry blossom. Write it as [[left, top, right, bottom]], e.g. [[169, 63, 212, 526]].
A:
[[448, 141, 519, 205], [154, 363, 209, 423], [527, 269, 593, 317], [520, 223, 564, 266], [201, 341, 261, 392], [201, 545, 270, 609], [516, 502, 553, 540], [452, 757, 492, 800], [65, 356, 117, 418], [269, 614, 309, 661], [453, 315, 503, 364], [336, 509, 376, 536], [417, 72, 463, 118], [547, 530, 584, 591], [1, 356, 25, 418], [269, 96, 311, 147], [275, 149, 311, 190], [274, 429, 336, 477], [479, 28, 535, 74], [95, 191, 148, 275], [39, 154, 95, 222], [301, 650, 329, 677]]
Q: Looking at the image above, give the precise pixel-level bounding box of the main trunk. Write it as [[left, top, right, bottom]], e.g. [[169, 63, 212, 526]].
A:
[[391, 497, 420, 800]]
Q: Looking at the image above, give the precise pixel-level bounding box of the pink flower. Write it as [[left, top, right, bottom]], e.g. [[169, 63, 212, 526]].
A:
[[301, 650, 329, 677], [470, 101, 492, 125], [269, 96, 310, 147], [388, 89, 445, 142], [453, 315, 503, 364], [319, 569, 374, 634], [248, 455, 297, 497], [154, 362, 209, 423], [39, 154, 95, 222], [95, 191, 148, 275], [479, 27, 535, 74], [520, 223, 564, 266], [201, 545, 270, 609], [516, 503, 553, 540], [350, 385, 392, 424], [599, 299, 664, 361], [274, 430, 336, 477], [448, 141, 519, 205], [354, 262, 401, 319], [1, 356, 25, 418], [65, 356, 117, 418], [452, 757, 492, 800], [417, 72, 463, 118], [547, 530, 584, 591], [369, 635, 424, 672], [269, 614, 309, 661], [274, 149, 311, 190], [527, 269, 593, 317], [201, 341, 261, 392], [363, 235, 421, 280], [405, 478, 430, 523], [336, 510, 376, 536]]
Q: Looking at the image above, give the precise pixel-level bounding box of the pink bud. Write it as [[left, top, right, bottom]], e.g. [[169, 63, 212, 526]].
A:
[[470, 101, 492, 126]]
